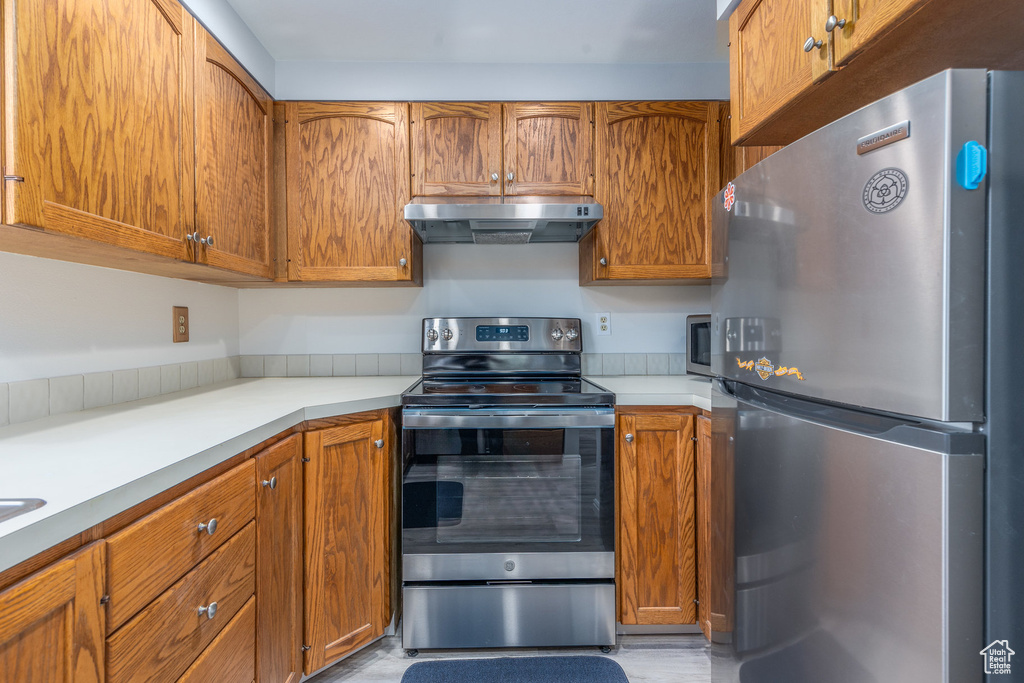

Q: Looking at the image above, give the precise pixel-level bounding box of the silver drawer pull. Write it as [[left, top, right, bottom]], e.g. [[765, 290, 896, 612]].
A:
[[197, 518, 218, 535], [625, 433, 634, 443], [375, 439, 384, 449], [262, 477, 277, 489], [197, 601, 218, 619]]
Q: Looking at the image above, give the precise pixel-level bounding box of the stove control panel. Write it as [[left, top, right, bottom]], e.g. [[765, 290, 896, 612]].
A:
[[422, 317, 582, 353]]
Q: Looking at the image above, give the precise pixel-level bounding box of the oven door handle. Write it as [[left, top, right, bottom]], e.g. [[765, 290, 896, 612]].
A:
[[402, 407, 615, 429]]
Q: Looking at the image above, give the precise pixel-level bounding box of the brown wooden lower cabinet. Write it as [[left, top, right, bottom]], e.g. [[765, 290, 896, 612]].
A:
[[256, 434, 304, 683], [303, 414, 392, 674], [617, 408, 698, 626], [0, 541, 106, 683]]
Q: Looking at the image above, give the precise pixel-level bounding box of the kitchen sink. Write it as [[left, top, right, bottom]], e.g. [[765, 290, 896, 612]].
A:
[[0, 498, 46, 523]]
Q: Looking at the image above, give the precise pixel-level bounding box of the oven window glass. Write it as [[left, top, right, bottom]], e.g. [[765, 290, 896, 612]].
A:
[[403, 426, 613, 554]]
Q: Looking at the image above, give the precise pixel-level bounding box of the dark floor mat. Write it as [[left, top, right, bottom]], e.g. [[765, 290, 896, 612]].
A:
[[400, 655, 629, 683]]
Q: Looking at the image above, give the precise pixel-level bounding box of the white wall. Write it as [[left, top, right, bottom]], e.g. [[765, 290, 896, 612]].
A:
[[179, 0, 276, 94], [238, 244, 708, 355], [0, 253, 239, 383], [274, 61, 729, 101]]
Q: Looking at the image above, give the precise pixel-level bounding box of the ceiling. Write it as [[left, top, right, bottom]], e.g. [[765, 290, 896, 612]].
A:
[[225, 0, 729, 64]]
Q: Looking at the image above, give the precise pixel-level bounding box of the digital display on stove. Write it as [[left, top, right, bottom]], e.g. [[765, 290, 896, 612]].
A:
[[476, 325, 530, 342]]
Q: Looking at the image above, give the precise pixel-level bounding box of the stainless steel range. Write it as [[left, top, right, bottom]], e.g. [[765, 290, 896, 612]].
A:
[[400, 317, 615, 653]]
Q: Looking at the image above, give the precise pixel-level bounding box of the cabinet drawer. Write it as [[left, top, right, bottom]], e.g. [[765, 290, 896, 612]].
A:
[[177, 595, 255, 683], [106, 459, 255, 631], [107, 522, 256, 683]]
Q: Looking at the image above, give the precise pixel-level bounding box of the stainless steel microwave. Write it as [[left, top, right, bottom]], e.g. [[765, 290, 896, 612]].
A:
[[686, 314, 712, 377]]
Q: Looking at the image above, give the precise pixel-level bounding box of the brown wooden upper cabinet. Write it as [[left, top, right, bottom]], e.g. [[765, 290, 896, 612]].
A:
[[193, 25, 274, 279], [303, 415, 392, 673], [830, 0, 927, 67], [729, 0, 834, 144], [283, 102, 421, 284], [2, 0, 197, 261], [581, 102, 721, 284], [411, 102, 594, 197]]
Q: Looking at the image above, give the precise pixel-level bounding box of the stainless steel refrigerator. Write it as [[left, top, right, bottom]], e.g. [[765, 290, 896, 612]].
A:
[[710, 69, 1024, 683]]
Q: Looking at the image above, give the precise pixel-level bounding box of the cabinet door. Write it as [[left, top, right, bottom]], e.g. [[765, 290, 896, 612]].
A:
[[586, 102, 719, 283], [303, 417, 391, 673], [729, 0, 832, 144], [194, 26, 273, 279], [617, 411, 697, 625], [411, 102, 502, 196], [256, 435, 303, 683], [3, 0, 195, 260], [696, 415, 712, 640], [0, 542, 105, 683], [285, 102, 420, 283], [831, 0, 928, 66], [502, 103, 594, 196]]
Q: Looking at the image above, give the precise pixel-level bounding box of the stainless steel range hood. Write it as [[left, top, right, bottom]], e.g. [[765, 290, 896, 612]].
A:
[[404, 197, 603, 244]]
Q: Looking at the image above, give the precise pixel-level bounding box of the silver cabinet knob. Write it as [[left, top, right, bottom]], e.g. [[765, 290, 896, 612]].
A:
[[375, 439, 384, 449], [197, 518, 218, 535], [565, 328, 579, 341], [599, 257, 608, 266], [625, 433, 634, 443], [399, 258, 407, 267], [803, 36, 823, 52], [506, 172, 515, 181], [186, 231, 199, 242], [491, 172, 499, 182], [200, 235, 214, 246], [197, 601, 218, 619], [551, 328, 564, 341], [825, 15, 846, 32], [441, 328, 453, 341], [261, 477, 277, 489], [426, 329, 438, 342]]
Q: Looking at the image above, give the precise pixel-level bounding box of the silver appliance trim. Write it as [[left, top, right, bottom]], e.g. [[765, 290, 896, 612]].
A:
[[404, 199, 602, 244], [422, 317, 582, 354], [402, 407, 615, 430], [404, 551, 614, 582], [402, 582, 615, 649]]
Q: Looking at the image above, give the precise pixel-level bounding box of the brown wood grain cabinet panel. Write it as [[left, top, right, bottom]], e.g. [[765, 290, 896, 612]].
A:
[[194, 25, 273, 279], [586, 102, 719, 284], [617, 411, 697, 625], [177, 596, 256, 683], [256, 435, 303, 683], [411, 102, 502, 196], [106, 522, 256, 683], [284, 102, 420, 284], [106, 459, 256, 633], [3, 0, 195, 260], [502, 102, 594, 196], [303, 417, 391, 673], [0, 542, 105, 683], [696, 415, 712, 640], [831, 0, 928, 66]]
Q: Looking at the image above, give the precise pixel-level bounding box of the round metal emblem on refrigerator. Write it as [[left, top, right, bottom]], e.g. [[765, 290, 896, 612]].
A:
[[862, 168, 909, 213], [504, 560, 515, 572]]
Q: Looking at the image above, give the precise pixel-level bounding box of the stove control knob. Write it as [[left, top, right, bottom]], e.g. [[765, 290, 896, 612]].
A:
[[426, 329, 438, 342], [442, 328, 454, 341], [551, 328, 564, 341], [565, 327, 579, 341]]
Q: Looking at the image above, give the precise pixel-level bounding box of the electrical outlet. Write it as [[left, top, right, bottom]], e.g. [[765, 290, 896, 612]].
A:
[[596, 312, 611, 336], [173, 306, 189, 343]]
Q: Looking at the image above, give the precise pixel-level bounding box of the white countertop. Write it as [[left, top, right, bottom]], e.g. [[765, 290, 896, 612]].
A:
[[0, 373, 711, 573], [591, 375, 712, 411]]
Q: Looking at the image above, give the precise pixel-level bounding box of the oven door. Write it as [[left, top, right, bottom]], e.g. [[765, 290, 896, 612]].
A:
[[402, 407, 615, 581]]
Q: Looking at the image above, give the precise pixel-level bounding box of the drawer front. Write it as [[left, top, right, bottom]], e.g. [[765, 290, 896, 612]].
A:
[[107, 523, 256, 683], [177, 595, 255, 683], [107, 459, 255, 631]]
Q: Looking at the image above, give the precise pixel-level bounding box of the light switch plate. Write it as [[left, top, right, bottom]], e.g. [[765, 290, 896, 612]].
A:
[[173, 306, 189, 343]]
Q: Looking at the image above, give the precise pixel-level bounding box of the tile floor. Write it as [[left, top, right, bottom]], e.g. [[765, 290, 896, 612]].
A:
[[307, 633, 711, 682]]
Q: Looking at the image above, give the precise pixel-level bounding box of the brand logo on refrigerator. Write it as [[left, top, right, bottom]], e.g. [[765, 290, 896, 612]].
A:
[[862, 168, 909, 214], [736, 357, 806, 381]]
